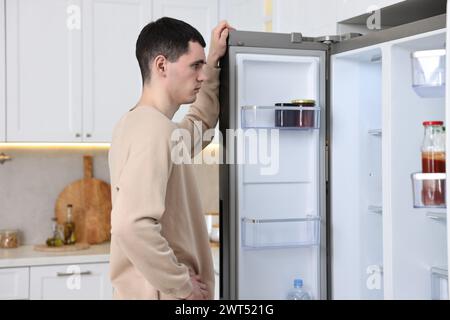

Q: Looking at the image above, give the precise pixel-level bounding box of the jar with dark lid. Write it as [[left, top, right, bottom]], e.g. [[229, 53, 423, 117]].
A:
[[291, 99, 316, 106], [291, 99, 316, 128]]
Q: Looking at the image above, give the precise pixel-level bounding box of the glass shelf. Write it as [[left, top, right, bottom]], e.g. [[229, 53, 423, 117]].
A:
[[431, 266, 448, 300], [411, 172, 446, 208], [241, 216, 320, 249], [241, 106, 320, 129]]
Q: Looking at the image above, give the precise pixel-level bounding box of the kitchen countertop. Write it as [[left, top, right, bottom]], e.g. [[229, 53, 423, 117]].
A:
[[0, 242, 110, 268], [0, 242, 220, 272]]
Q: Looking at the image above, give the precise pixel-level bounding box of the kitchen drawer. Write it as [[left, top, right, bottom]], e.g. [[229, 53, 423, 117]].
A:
[[30, 263, 112, 300], [0, 267, 29, 300]]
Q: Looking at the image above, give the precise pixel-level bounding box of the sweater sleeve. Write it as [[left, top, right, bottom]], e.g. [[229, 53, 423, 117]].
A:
[[177, 64, 221, 156], [111, 125, 192, 299]]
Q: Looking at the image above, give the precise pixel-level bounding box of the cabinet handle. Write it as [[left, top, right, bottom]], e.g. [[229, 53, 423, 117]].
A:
[[75, 133, 81, 138], [56, 271, 92, 277], [86, 133, 92, 138]]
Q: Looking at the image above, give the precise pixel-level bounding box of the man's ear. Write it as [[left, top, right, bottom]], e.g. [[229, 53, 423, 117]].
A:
[[153, 55, 167, 76]]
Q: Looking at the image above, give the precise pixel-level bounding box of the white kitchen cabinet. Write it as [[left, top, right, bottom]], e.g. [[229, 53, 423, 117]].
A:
[[220, 0, 265, 33], [29, 262, 113, 300], [0, 0, 6, 142], [5, 0, 150, 143], [6, 0, 83, 142], [215, 272, 219, 300], [273, 0, 338, 36], [0, 267, 29, 300], [211, 245, 220, 300], [82, 0, 151, 142]]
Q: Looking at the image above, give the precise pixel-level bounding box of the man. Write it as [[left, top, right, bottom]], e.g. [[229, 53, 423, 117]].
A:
[[108, 17, 231, 300]]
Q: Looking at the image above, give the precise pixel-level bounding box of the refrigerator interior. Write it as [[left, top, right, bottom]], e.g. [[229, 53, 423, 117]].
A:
[[235, 52, 324, 299], [387, 29, 447, 300], [331, 28, 448, 300], [331, 46, 383, 299]]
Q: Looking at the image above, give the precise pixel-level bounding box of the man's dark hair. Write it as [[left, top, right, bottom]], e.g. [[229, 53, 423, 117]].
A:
[[136, 17, 206, 84]]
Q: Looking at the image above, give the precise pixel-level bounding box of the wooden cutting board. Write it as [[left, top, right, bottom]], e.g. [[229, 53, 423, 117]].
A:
[[55, 155, 112, 244], [34, 243, 90, 252]]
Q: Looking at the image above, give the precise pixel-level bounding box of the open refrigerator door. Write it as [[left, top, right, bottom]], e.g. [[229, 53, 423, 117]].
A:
[[219, 32, 328, 300], [331, 14, 448, 299], [235, 52, 325, 300]]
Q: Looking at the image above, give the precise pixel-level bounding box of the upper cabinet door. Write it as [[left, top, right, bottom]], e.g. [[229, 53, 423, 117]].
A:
[[152, 0, 218, 123], [82, 0, 151, 143], [6, 0, 83, 142], [0, 0, 5, 142], [223, 0, 265, 32]]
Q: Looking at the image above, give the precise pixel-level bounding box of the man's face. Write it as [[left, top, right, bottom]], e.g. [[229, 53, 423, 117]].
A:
[[166, 41, 207, 105]]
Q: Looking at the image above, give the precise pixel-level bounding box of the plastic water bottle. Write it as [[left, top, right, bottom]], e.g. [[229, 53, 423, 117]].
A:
[[287, 279, 312, 300]]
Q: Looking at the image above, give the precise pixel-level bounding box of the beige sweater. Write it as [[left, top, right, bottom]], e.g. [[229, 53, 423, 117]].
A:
[[108, 65, 220, 299]]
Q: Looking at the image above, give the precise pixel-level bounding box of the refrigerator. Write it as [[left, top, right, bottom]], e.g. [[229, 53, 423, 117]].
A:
[[218, 9, 450, 300]]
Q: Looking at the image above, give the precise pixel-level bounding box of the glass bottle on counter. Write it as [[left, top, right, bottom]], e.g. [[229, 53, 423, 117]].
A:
[[46, 218, 64, 247], [64, 204, 76, 245], [421, 121, 446, 206]]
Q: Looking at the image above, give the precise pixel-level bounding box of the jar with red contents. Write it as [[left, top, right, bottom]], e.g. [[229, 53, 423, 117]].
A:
[[421, 121, 446, 206]]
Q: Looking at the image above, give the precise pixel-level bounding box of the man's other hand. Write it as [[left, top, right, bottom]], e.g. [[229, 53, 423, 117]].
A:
[[184, 274, 209, 300]]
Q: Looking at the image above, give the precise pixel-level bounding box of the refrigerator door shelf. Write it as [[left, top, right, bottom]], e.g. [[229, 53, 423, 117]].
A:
[[431, 266, 448, 300], [241, 105, 320, 129], [411, 49, 446, 98], [411, 172, 446, 208], [412, 84, 445, 98], [241, 216, 320, 249]]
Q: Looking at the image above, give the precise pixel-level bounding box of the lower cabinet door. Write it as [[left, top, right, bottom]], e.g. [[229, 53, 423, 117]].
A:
[[30, 263, 112, 300], [0, 267, 29, 300]]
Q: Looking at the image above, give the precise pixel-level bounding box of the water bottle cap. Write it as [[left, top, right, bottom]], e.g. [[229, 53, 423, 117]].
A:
[[294, 279, 303, 287]]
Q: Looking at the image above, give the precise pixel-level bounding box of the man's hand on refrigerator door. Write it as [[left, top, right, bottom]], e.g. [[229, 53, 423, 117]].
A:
[[206, 20, 234, 68]]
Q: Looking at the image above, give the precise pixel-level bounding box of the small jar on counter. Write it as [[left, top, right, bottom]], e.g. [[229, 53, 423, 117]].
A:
[[0, 229, 19, 248]]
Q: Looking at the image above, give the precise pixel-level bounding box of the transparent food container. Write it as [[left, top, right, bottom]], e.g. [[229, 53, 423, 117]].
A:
[[411, 49, 445, 98], [411, 172, 446, 208], [241, 106, 320, 129], [0, 230, 20, 248], [241, 216, 320, 249]]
